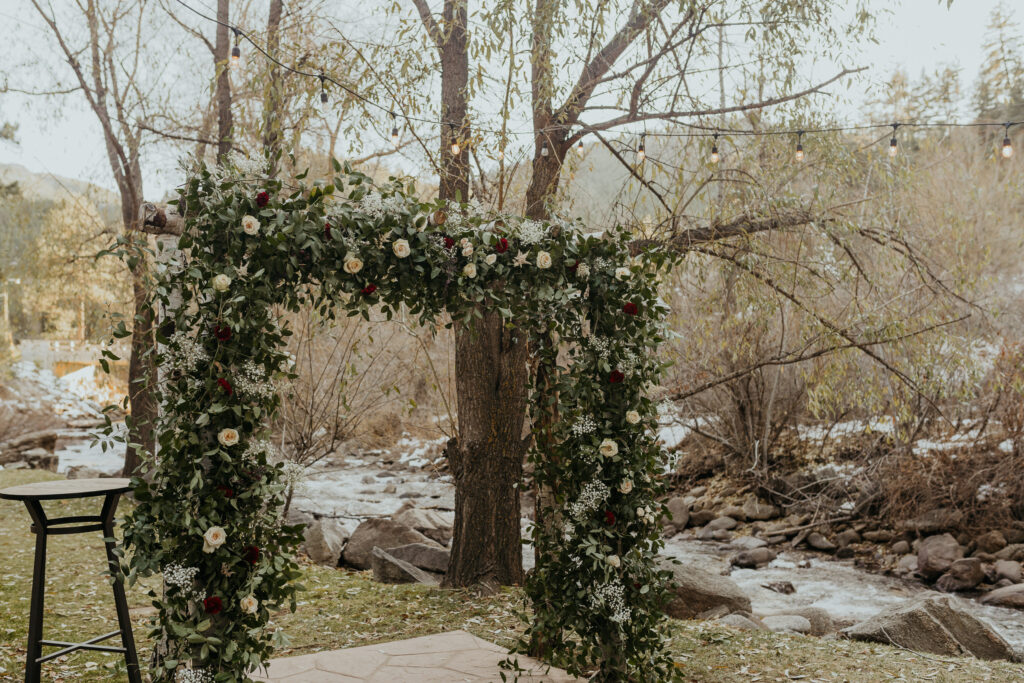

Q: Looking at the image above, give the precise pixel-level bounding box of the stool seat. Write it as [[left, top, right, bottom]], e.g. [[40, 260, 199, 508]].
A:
[[0, 477, 131, 501]]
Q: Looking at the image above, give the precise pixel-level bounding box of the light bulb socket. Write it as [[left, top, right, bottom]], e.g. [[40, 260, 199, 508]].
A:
[[320, 91, 328, 104], [231, 45, 240, 59], [391, 126, 399, 138]]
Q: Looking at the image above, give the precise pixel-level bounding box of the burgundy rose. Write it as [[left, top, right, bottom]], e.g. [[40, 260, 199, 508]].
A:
[[443, 236, 455, 250], [245, 546, 260, 565], [604, 510, 616, 525], [495, 237, 509, 253], [217, 378, 233, 395], [361, 284, 378, 296], [216, 485, 234, 498], [609, 370, 625, 384], [256, 191, 270, 207], [623, 302, 638, 316], [214, 324, 232, 342], [324, 223, 332, 240], [203, 596, 223, 615]]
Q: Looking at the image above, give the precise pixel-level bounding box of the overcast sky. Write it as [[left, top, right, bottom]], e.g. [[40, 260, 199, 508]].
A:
[[0, 0, 1008, 197]]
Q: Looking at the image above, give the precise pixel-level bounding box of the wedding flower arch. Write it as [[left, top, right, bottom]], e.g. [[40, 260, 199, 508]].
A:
[[118, 154, 679, 682]]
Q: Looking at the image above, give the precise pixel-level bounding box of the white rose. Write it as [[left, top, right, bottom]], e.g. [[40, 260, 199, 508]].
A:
[[343, 254, 363, 274], [536, 251, 552, 269], [626, 410, 641, 425], [217, 428, 239, 447], [392, 239, 411, 258], [605, 554, 621, 568], [485, 253, 497, 265], [211, 274, 231, 292], [463, 263, 477, 279], [202, 526, 227, 553], [460, 237, 470, 246], [576, 263, 590, 279], [240, 595, 259, 614], [615, 267, 631, 280], [241, 215, 260, 236], [598, 439, 618, 457], [636, 506, 645, 517], [462, 244, 474, 257], [619, 479, 633, 494]]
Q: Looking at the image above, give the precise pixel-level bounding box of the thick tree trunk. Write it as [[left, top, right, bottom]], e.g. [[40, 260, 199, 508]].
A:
[[214, 0, 233, 160], [263, 0, 283, 176], [444, 310, 529, 588], [439, 0, 469, 202]]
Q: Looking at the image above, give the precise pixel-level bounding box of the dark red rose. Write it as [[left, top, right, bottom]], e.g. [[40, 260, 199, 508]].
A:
[[214, 324, 232, 342], [634, 582, 641, 589], [245, 546, 260, 565], [324, 223, 332, 240], [361, 283, 378, 295], [203, 596, 223, 615], [609, 370, 625, 384], [217, 378, 233, 395], [604, 510, 616, 525], [623, 302, 638, 316], [216, 485, 234, 498], [495, 237, 509, 253], [256, 191, 269, 207], [443, 236, 455, 250]]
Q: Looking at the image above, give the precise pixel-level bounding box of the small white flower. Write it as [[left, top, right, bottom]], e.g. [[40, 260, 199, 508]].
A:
[[217, 428, 239, 447], [463, 263, 477, 278], [241, 215, 260, 236], [239, 595, 259, 614], [576, 263, 590, 279], [211, 274, 231, 292], [626, 410, 641, 425], [513, 251, 528, 267], [392, 238, 411, 258], [343, 254, 363, 274], [619, 479, 633, 494], [536, 251, 552, 269], [605, 554, 621, 568], [598, 439, 618, 457], [202, 526, 227, 553], [485, 253, 497, 265], [615, 266, 631, 281]]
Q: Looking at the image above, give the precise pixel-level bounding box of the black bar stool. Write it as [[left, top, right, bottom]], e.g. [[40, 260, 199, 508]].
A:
[[0, 478, 141, 683]]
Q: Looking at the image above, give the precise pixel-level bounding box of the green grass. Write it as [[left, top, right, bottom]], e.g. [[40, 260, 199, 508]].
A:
[[1, 469, 1023, 681]]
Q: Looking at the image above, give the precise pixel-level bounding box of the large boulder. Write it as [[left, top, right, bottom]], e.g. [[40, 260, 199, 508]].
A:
[[994, 559, 1023, 584], [385, 543, 451, 574], [935, 558, 985, 592], [761, 607, 835, 636], [730, 547, 777, 569], [900, 508, 963, 534], [663, 496, 690, 531], [658, 559, 751, 619], [917, 534, 963, 579], [980, 584, 1024, 609], [370, 547, 440, 585], [843, 595, 1021, 661], [342, 518, 441, 569], [0, 430, 58, 463], [302, 518, 352, 566], [391, 504, 454, 545]]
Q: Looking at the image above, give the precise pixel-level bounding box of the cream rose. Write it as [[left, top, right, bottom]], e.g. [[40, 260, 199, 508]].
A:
[[605, 554, 621, 568], [211, 274, 231, 292], [462, 244, 474, 257], [619, 479, 633, 494], [240, 595, 259, 614], [576, 263, 591, 279], [202, 526, 227, 553], [392, 239, 411, 258], [485, 253, 497, 265], [463, 263, 477, 279], [343, 254, 363, 274], [615, 266, 631, 281], [598, 439, 618, 457], [626, 410, 641, 425], [217, 428, 239, 447], [636, 506, 645, 517], [536, 251, 552, 269], [241, 215, 260, 235]]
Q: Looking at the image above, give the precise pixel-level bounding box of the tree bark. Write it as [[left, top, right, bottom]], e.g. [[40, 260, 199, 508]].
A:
[[214, 0, 233, 160], [439, 0, 470, 202], [263, 0, 283, 176]]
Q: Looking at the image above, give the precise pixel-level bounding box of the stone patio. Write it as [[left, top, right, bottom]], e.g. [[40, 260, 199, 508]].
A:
[[252, 630, 583, 682]]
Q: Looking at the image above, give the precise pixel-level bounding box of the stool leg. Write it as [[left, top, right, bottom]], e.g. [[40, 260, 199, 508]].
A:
[[101, 494, 141, 683], [24, 501, 47, 683]]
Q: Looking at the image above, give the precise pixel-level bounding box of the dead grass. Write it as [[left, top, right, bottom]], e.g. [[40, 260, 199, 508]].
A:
[[1, 470, 1023, 681]]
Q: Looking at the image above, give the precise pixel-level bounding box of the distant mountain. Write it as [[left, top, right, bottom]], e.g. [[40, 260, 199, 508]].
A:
[[0, 163, 119, 206]]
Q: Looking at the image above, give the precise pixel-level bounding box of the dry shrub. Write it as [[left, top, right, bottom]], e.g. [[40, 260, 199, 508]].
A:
[[985, 342, 1024, 447]]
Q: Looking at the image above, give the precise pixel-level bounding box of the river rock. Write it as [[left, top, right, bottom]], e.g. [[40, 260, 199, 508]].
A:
[[980, 584, 1024, 609], [807, 532, 836, 552], [708, 516, 738, 531], [862, 529, 893, 543], [896, 555, 919, 575], [994, 559, 1022, 584], [658, 558, 751, 619], [836, 529, 861, 547], [742, 498, 780, 521], [370, 547, 440, 585], [761, 615, 812, 634], [935, 558, 984, 592], [719, 504, 746, 520], [342, 518, 441, 569], [664, 496, 690, 531], [844, 595, 1021, 661], [392, 504, 454, 545], [386, 543, 450, 574], [0, 429, 58, 462], [976, 530, 1008, 554], [66, 465, 106, 480], [917, 533, 963, 579], [730, 547, 777, 568], [302, 518, 352, 566], [716, 613, 766, 631], [900, 508, 963, 534], [731, 536, 768, 551], [763, 607, 835, 636], [689, 509, 715, 527], [996, 544, 1024, 562], [891, 540, 911, 555], [761, 581, 795, 594]]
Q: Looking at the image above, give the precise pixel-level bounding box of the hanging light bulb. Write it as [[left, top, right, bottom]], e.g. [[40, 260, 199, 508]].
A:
[[497, 148, 505, 161], [541, 141, 549, 157], [576, 140, 584, 157], [229, 29, 241, 70], [795, 131, 804, 163], [319, 75, 328, 106], [888, 123, 899, 158], [637, 133, 646, 162], [710, 133, 720, 164], [390, 111, 399, 147], [1002, 123, 1014, 159], [449, 123, 460, 156]]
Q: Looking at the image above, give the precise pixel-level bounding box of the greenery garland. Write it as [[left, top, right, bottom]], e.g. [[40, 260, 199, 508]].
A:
[[110, 153, 680, 682]]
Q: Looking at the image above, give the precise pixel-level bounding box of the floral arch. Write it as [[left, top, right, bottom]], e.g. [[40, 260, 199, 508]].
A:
[[118, 155, 679, 682]]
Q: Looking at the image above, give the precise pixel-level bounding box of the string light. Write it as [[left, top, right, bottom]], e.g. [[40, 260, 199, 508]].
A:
[[390, 111, 399, 147], [1002, 123, 1014, 159], [637, 133, 646, 162], [497, 148, 504, 161], [576, 140, 585, 157], [795, 131, 804, 163], [319, 75, 328, 106], [710, 133, 720, 164], [541, 141, 549, 157], [229, 28, 241, 70], [449, 123, 460, 156], [888, 123, 899, 158]]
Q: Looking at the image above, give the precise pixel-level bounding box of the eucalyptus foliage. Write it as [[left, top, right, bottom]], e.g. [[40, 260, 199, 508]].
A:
[[107, 153, 681, 682]]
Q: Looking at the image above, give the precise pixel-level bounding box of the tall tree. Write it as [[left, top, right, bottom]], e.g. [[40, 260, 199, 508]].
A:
[[215, 0, 234, 159], [263, 0, 285, 174]]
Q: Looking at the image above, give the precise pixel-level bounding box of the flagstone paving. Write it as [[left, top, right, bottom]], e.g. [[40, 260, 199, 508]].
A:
[[252, 630, 583, 682]]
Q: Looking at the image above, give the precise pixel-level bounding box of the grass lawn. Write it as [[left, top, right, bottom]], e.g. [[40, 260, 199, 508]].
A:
[[1, 470, 1022, 681]]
